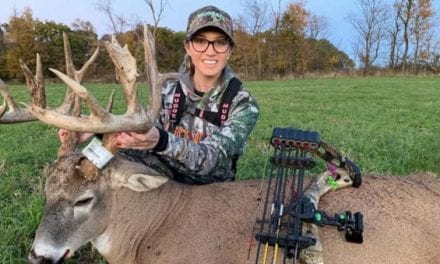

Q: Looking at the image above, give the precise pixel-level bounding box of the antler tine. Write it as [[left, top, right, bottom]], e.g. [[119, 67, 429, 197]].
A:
[[105, 36, 143, 115], [0, 99, 5, 118], [19, 54, 46, 109], [106, 89, 116, 112], [64, 32, 100, 82], [0, 79, 19, 120], [143, 25, 178, 125], [0, 81, 35, 123], [56, 32, 100, 114], [0, 79, 12, 110], [0, 54, 46, 124], [57, 92, 82, 158]]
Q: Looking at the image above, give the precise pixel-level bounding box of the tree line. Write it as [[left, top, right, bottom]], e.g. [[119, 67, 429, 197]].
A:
[[0, 7, 187, 82], [0, 0, 438, 82], [0, 3, 353, 82], [349, 0, 438, 75]]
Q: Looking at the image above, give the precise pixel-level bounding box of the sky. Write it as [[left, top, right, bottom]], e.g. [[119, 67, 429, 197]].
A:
[[1, 0, 439, 61]]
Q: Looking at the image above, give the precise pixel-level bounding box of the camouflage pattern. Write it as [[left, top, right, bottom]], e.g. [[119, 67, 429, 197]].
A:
[[298, 167, 358, 263], [151, 65, 259, 184], [301, 173, 327, 263], [304, 168, 356, 209], [299, 222, 324, 264], [186, 5, 234, 41]]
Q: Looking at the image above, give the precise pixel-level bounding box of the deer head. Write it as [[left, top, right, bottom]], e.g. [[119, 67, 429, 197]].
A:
[[27, 151, 169, 263]]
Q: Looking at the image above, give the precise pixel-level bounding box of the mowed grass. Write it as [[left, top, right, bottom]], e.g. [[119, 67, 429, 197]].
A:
[[241, 76, 440, 179], [0, 76, 439, 262]]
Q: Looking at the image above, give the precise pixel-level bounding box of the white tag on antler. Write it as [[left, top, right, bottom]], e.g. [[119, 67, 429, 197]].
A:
[[81, 137, 114, 169]]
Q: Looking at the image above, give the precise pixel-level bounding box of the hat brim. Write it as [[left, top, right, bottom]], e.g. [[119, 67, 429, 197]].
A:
[[187, 23, 233, 42]]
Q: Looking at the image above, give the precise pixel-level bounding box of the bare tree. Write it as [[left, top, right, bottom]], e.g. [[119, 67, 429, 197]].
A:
[[348, 0, 389, 75], [96, 0, 129, 34], [388, 3, 402, 69], [428, 40, 440, 73], [267, 0, 285, 34], [307, 14, 329, 39], [71, 19, 96, 34], [389, 0, 435, 72], [240, 0, 268, 34], [395, 0, 415, 72], [143, 0, 168, 36]]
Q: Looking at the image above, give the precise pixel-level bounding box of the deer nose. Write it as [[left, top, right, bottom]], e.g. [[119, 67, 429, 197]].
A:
[[28, 249, 61, 264]]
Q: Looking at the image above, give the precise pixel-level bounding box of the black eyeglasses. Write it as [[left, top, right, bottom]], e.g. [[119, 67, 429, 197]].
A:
[[189, 37, 232, 53]]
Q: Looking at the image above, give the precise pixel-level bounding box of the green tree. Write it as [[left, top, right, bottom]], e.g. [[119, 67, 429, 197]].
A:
[[155, 28, 185, 73], [3, 7, 36, 79], [308, 39, 354, 72], [230, 23, 260, 79], [34, 21, 70, 76], [278, 1, 309, 77], [34, 20, 100, 79]]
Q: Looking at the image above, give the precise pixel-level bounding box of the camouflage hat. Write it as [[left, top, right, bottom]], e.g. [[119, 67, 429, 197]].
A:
[[186, 6, 233, 42]]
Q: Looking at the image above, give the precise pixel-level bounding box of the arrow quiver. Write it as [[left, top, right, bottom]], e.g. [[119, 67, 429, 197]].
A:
[[254, 127, 363, 264]]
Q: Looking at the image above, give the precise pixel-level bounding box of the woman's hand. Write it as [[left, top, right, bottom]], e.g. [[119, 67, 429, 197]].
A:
[[115, 127, 160, 150], [58, 127, 160, 151], [58, 129, 94, 144]]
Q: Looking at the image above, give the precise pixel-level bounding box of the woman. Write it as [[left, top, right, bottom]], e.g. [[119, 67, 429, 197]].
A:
[[62, 5, 259, 184]]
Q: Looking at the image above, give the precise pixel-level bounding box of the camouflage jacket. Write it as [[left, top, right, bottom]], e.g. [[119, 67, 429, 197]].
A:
[[153, 65, 259, 184]]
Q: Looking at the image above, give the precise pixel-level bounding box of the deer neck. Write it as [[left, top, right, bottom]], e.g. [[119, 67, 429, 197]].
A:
[[92, 180, 191, 263]]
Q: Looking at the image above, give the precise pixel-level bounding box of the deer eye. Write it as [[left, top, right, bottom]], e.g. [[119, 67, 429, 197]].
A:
[[74, 197, 93, 207]]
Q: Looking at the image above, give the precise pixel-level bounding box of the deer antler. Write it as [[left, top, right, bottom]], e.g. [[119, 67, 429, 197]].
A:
[[0, 31, 99, 125], [56, 32, 100, 157], [27, 25, 177, 134], [0, 80, 13, 119], [0, 90, 6, 118], [0, 54, 46, 123]]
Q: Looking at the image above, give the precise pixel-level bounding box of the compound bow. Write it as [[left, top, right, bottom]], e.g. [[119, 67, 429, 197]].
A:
[[254, 127, 363, 264]]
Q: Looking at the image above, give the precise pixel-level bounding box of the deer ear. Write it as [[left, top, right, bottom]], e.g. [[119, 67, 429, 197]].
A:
[[123, 174, 168, 192], [110, 159, 169, 192]]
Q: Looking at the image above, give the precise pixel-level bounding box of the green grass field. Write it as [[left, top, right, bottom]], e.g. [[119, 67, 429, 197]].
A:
[[0, 76, 439, 262]]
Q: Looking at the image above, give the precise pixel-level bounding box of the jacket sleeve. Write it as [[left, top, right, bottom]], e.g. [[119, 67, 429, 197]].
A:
[[156, 89, 259, 177]]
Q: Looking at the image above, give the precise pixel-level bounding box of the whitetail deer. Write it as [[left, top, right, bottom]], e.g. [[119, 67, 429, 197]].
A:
[[7, 27, 439, 264]]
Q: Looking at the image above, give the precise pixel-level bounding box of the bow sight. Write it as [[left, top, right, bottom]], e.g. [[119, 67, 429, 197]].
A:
[[254, 127, 363, 263]]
